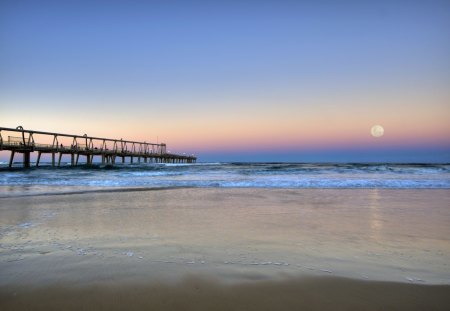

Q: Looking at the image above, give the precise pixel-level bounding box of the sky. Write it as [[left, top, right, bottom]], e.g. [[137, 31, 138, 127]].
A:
[[1, 0, 449, 162]]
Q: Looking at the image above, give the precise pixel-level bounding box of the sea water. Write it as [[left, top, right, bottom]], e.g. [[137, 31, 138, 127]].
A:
[[0, 162, 449, 197]]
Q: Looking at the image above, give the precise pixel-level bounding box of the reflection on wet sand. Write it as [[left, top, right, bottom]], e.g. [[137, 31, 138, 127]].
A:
[[369, 189, 383, 243], [1, 188, 450, 309]]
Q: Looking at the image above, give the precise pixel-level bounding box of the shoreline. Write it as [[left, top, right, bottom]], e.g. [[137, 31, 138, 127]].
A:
[[0, 185, 197, 199], [1, 185, 449, 200]]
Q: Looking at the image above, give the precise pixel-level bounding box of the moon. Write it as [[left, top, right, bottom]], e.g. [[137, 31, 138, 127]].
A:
[[371, 125, 384, 138]]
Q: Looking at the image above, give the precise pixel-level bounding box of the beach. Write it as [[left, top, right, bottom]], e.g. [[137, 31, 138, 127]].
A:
[[1, 188, 450, 309], [2, 0, 450, 308]]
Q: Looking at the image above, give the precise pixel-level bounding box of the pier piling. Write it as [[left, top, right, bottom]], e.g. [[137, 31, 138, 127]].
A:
[[9, 151, 15, 168]]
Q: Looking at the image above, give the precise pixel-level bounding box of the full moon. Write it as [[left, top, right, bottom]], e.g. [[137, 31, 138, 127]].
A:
[[371, 125, 384, 138]]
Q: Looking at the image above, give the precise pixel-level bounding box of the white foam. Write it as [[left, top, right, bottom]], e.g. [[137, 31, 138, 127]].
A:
[[18, 222, 33, 228]]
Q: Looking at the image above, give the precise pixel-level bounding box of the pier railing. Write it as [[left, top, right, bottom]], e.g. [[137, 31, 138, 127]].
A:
[[0, 126, 196, 167]]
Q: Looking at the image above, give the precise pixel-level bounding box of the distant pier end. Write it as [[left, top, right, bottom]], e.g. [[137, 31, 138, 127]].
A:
[[0, 126, 196, 168]]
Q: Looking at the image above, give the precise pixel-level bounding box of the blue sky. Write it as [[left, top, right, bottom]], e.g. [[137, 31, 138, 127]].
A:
[[1, 0, 449, 162]]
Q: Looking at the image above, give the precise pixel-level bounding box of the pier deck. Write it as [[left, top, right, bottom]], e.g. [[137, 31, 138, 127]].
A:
[[0, 126, 196, 168]]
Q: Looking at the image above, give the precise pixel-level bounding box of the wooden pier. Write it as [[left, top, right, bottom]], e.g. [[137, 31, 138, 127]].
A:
[[0, 126, 196, 168]]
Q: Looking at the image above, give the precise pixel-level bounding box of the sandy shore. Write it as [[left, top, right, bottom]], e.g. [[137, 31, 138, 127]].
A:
[[1, 188, 450, 309], [2, 276, 450, 311]]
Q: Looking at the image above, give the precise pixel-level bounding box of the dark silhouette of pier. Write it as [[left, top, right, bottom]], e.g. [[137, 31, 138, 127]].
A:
[[0, 126, 196, 168]]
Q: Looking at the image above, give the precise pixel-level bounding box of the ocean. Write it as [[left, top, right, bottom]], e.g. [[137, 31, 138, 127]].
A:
[[0, 162, 449, 197]]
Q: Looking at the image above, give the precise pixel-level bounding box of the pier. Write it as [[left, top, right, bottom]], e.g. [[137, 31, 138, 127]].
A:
[[0, 126, 196, 168]]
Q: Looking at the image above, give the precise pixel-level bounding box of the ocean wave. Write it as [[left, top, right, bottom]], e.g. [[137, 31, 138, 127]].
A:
[[0, 162, 449, 191], [0, 186, 195, 198]]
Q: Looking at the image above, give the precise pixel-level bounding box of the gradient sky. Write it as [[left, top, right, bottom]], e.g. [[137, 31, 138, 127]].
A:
[[1, 0, 449, 162]]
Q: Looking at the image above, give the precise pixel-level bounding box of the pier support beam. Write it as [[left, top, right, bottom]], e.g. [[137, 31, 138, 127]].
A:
[[23, 152, 30, 168], [9, 151, 15, 168], [87, 155, 92, 165], [71, 154, 75, 166], [36, 151, 42, 167], [75, 154, 79, 166], [58, 152, 62, 167], [52, 153, 55, 167]]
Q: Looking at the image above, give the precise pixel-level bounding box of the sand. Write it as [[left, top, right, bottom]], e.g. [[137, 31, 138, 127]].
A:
[[1, 188, 450, 309], [2, 276, 450, 311]]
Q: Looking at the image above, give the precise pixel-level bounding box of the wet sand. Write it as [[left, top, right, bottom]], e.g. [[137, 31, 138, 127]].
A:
[[2, 276, 450, 311], [1, 188, 450, 309]]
